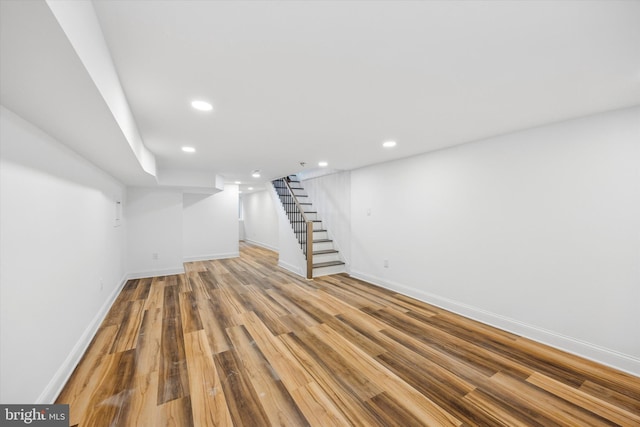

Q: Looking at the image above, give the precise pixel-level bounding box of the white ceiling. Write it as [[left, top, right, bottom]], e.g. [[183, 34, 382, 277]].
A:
[[2, 1, 640, 190]]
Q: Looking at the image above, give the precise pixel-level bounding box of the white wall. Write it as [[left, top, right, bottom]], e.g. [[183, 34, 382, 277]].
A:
[[126, 186, 239, 275], [350, 106, 640, 375], [241, 190, 279, 251], [0, 106, 127, 403], [125, 187, 184, 277], [303, 170, 351, 266], [183, 187, 239, 261]]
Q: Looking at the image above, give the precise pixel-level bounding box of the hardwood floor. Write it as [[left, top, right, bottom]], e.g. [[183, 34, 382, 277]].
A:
[[57, 243, 640, 426]]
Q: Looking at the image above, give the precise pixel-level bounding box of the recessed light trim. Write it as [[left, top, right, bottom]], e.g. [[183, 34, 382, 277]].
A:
[[251, 170, 261, 178], [383, 140, 397, 148], [318, 161, 328, 167], [191, 100, 213, 111], [181, 146, 196, 153]]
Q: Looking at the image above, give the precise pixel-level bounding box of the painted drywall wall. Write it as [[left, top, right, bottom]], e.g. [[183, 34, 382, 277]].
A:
[[303, 170, 351, 266], [183, 186, 239, 261], [350, 106, 640, 375], [241, 190, 279, 251], [125, 187, 184, 277], [127, 186, 240, 275], [0, 106, 127, 403]]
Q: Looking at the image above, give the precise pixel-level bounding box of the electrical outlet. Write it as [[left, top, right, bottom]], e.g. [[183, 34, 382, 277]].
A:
[[384, 259, 389, 268], [152, 252, 159, 260], [99, 278, 104, 291]]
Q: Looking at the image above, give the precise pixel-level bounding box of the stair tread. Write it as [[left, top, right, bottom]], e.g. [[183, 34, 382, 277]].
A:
[[313, 250, 339, 255], [313, 261, 346, 268]]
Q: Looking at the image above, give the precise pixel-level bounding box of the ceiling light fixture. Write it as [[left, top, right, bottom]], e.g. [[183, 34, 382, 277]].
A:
[[383, 140, 397, 148], [234, 181, 241, 185], [248, 187, 254, 190], [318, 161, 328, 167], [191, 100, 213, 111], [251, 170, 261, 178], [182, 146, 196, 153]]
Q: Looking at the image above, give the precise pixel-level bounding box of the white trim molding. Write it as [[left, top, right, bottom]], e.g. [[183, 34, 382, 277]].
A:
[[183, 252, 240, 263], [278, 260, 303, 277], [36, 274, 129, 403], [127, 267, 185, 280], [244, 239, 278, 252], [350, 270, 640, 377]]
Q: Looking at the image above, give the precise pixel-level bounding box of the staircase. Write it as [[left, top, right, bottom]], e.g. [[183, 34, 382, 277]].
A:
[[273, 175, 345, 278]]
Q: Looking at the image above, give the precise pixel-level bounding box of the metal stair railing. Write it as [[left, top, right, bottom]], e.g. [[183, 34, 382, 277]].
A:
[[272, 177, 314, 279]]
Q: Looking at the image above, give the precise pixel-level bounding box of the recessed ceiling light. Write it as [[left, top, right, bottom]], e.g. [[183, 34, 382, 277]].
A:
[[251, 170, 261, 178], [234, 181, 241, 185], [383, 140, 397, 148], [182, 146, 196, 153], [191, 100, 213, 111], [318, 161, 328, 167], [248, 187, 254, 190]]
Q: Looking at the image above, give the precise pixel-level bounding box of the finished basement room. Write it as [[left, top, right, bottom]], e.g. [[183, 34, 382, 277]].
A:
[[1, 0, 639, 425]]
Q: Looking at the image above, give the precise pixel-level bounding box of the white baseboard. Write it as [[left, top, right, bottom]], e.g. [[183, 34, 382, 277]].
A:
[[183, 252, 239, 263], [350, 270, 640, 377], [244, 239, 278, 252], [278, 260, 303, 277], [126, 267, 185, 280], [37, 274, 129, 404]]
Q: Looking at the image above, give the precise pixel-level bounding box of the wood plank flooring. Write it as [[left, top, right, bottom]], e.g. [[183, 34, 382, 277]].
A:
[[57, 243, 640, 426]]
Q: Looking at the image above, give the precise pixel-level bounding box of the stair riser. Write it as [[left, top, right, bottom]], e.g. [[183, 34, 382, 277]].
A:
[[312, 241, 334, 252], [312, 231, 328, 240], [312, 252, 341, 264], [313, 264, 346, 277]]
